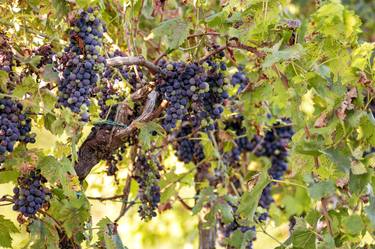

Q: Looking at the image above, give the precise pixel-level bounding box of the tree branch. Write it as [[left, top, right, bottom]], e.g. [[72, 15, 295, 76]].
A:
[[106, 56, 160, 74], [74, 91, 160, 180]]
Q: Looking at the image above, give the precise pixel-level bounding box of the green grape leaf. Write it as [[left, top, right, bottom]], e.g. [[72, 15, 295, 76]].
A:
[[262, 44, 305, 68], [13, 76, 38, 98], [192, 187, 215, 215], [237, 168, 270, 222], [227, 228, 256, 249], [97, 217, 112, 242], [0, 170, 19, 184], [137, 121, 165, 150], [205, 11, 227, 27], [317, 234, 335, 249], [216, 201, 234, 224], [103, 223, 128, 249], [349, 172, 371, 195], [148, 18, 189, 49], [291, 224, 316, 249], [0, 215, 18, 248], [28, 218, 59, 249], [308, 180, 335, 200], [0, 70, 8, 93], [342, 215, 364, 235], [49, 197, 90, 238], [51, 0, 69, 20], [320, 148, 351, 173], [40, 89, 57, 111]]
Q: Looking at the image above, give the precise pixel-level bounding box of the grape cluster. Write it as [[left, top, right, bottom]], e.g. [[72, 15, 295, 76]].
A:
[[201, 55, 228, 121], [133, 155, 161, 220], [57, 8, 106, 121], [156, 61, 206, 131], [12, 170, 50, 217], [174, 122, 204, 164], [0, 98, 35, 162], [231, 66, 249, 93], [106, 147, 126, 178], [223, 115, 255, 166], [0, 32, 13, 74], [156, 51, 229, 132], [252, 120, 294, 219], [223, 115, 293, 220], [96, 50, 143, 119]]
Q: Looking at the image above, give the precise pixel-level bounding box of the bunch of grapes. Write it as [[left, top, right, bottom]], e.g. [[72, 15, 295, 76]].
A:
[[133, 155, 161, 220], [174, 122, 204, 164], [156, 60, 207, 131], [12, 170, 51, 217], [222, 115, 255, 167], [252, 120, 294, 219], [105, 147, 126, 178], [96, 50, 144, 119], [252, 121, 294, 180], [57, 7, 106, 121], [0, 32, 14, 74], [0, 98, 35, 162], [231, 66, 249, 93], [201, 54, 229, 122], [223, 115, 293, 220], [156, 49, 229, 132]]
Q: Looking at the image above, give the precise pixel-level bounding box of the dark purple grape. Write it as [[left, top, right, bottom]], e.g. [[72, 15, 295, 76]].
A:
[[12, 170, 51, 218], [57, 8, 106, 121], [133, 155, 161, 221]]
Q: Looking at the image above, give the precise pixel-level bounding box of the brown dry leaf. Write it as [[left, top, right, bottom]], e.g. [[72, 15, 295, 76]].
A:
[[336, 87, 357, 120], [336, 176, 349, 188], [314, 112, 328, 128], [217, 130, 233, 142], [158, 202, 172, 212], [19, 163, 35, 175]]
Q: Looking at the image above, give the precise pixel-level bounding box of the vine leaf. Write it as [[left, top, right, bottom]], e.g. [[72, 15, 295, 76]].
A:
[[341, 215, 364, 235], [0, 215, 18, 248], [262, 43, 304, 68], [37, 156, 77, 197], [227, 228, 255, 249], [137, 121, 165, 150], [28, 218, 59, 249], [192, 187, 215, 215], [290, 218, 316, 249], [13, 75, 37, 98], [0, 170, 19, 184], [148, 18, 189, 49], [97, 218, 127, 249], [48, 197, 90, 238], [41, 64, 59, 83], [320, 148, 351, 173], [103, 224, 127, 249], [317, 234, 335, 249], [236, 168, 270, 222], [216, 201, 234, 224], [0, 70, 8, 92], [308, 180, 335, 200]]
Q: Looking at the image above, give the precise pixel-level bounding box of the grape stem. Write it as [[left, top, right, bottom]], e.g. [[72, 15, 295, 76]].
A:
[[177, 195, 193, 211]]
